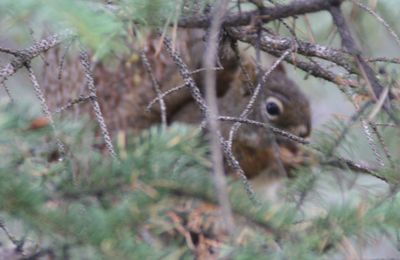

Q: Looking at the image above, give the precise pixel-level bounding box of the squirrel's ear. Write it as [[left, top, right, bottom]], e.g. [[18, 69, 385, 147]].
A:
[[239, 59, 257, 82], [275, 62, 286, 74], [240, 59, 286, 82], [237, 59, 257, 96]]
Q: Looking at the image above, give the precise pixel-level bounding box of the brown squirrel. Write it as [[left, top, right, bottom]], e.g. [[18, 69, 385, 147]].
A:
[[171, 30, 311, 180], [41, 29, 311, 183]]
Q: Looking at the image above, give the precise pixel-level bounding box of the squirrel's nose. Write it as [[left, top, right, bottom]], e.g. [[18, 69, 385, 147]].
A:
[[295, 124, 310, 138]]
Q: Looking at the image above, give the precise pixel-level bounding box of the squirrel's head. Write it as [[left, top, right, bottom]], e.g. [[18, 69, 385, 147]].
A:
[[240, 61, 312, 141], [260, 69, 311, 140]]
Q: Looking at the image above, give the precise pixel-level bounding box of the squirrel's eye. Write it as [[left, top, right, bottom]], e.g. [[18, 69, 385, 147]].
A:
[[265, 97, 283, 120]]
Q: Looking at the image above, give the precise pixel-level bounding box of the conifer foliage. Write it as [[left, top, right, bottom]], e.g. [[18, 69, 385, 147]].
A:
[[1, 0, 400, 259]]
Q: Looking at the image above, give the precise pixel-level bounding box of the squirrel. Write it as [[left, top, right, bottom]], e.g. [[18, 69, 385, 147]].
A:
[[171, 30, 312, 182], [41, 29, 311, 186]]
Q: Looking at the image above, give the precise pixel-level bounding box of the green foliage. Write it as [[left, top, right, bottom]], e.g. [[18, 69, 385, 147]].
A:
[[1, 0, 400, 258], [0, 103, 399, 258], [0, 0, 203, 59], [0, 104, 211, 258], [1, 0, 122, 58], [121, 0, 178, 26]]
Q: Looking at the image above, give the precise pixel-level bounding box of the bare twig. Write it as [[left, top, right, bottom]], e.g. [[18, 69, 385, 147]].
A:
[[329, 4, 390, 103], [0, 218, 20, 247], [203, 0, 235, 234], [323, 157, 384, 181], [361, 120, 385, 167], [227, 27, 358, 82], [371, 123, 398, 128], [219, 116, 381, 178], [0, 46, 19, 56], [330, 3, 400, 126], [367, 86, 390, 122], [262, 48, 358, 88], [327, 101, 372, 156], [146, 67, 224, 111], [178, 0, 344, 28], [57, 40, 74, 80], [352, 0, 400, 48], [162, 35, 208, 115], [23, 248, 55, 260], [54, 95, 95, 114], [146, 83, 187, 111], [26, 63, 65, 159], [366, 57, 400, 64], [1, 82, 13, 103], [190, 66, 224, 74], [141, 50, 167, 129], [220, 116, 309, 145], [227, 49, 292, 148], [0, 32, 72, 85], [238, 29, 287, 179], [79, 50, 118, 160], [369, 123, 395, 169]]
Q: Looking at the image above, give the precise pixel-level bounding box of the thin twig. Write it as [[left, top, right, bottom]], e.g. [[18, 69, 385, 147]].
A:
[[0, 218, 20, 247], [220, 116, 310, 145], [369, 123, 395, 169], [54, 95, 94, 114], [146, 67, 224, 111], [0, 31, 72, 85], [361, 120, 385, 167], [366, 57, 400, 64], [58, 39, 74, 80], [227, 49, 292, 149], [327, 101, 372, 156], [162, 35, 208, 115], [141, 50, 167, 129], [26, 63, 65, 159], [178, 0, 345, 28], [1, 82, 13, 103], [0, 46, 18, 56], [352, 0, 400, 48], [257, 27, 289, 179], [190, 66, 223, 74], [227, 27, 357, 76], [323, 157, 384, 181], [371, 123, 398, 128], [79, 50, 118, 160], [330, 3, 400, 127], [367, 86, 390, 121], [146, 83, 187, 111], [203, 0, 235, 234]]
